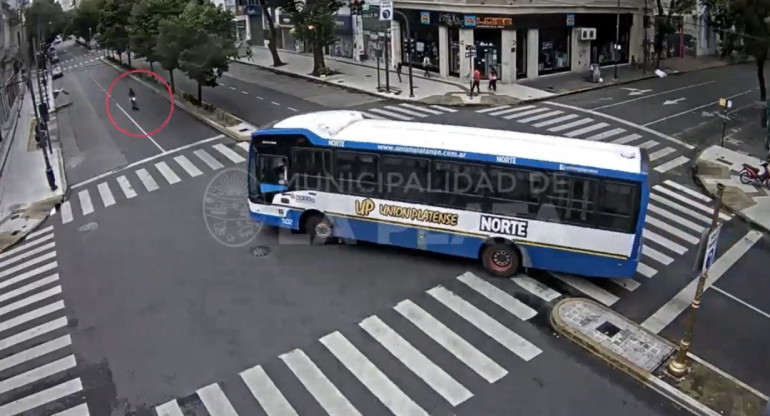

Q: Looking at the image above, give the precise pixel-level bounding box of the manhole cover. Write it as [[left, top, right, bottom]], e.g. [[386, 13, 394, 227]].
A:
[[597, 321, 621, 338], [251, 245, 271, 257], [78, 222, 98, 232]]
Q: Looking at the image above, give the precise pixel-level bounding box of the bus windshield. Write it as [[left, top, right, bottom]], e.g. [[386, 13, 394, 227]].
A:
[[248, 145, 289, 202]]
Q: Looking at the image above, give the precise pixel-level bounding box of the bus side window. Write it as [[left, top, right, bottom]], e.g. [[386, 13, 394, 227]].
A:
[[488, 168, 537, 218], [547, 176, 598, 227], [597, 181, 638, 233], [382, 155, 429, 204], [334, 151, 379, 196], [292, 148, 331, 191], [430, 161, 484, 211]]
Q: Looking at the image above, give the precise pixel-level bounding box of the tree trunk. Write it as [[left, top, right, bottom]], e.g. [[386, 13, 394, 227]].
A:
[[197, 82, 202, 103], [758, 58, 766, 102], [169, 69, 175, 94], [149, 61, 154, 72], [312, 38, 325, 76], [128, 47, 132, 67], [262, 6, 283, 67]]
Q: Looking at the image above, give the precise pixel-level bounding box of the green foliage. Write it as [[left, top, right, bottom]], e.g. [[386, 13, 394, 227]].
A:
[[97, 0, 137, 54], [129, 0, 188, 64], [70, 0, 103, 43], [24, 0, 67, 44], [280, 0, 344, 74], [730, 0, 770, 59]]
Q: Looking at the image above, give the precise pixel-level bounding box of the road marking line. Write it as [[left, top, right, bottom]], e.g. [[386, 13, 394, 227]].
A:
[[51, 403, 90, 416], [394, 299, 507, 383], [399, 103, 442, 115], [240, 365, 298, 416], [154, 162, 181, 184], [116, 175, 137, 199], [0, 274, 59, 304], [320, 331, 430, 416], [547, 117, 593, 133], [653, 185, 731, 221], [547, 101, 696, 149], [650, 192, 711, 223], [0, 335, 71, 373], [642, 244, 675, 265], [0, 265, 58, 296], [647, 203, 705, 233], [532, 113, 577, 128], [611, 133, 643, 144], [0, 251, 56, 280], [97, 182, 116, 207], [271, 101, 280, 106], [564, 122, 608, 137], [0, 378, 83, 416], [511, 275, 561, 302], [517, 110, 563, 124], [59, 202, 73, 224], [71, 135, 224, 189], [360, 111, 386, 120], [712, 285, 770, 320], [0, 300, 65, 333], [194, 149, 225, 170], [78, 190, 94, 215], [256, 96, 264, 100], [0, 355, 76, 395], [0, 316, 66, 353], [490, 105, 535, 117], [585, 127, 625, 141], [280, 349, 362, 416], [213, 143, 246, 163], [229, 87, 236, 90], [645, 215, 700, 244], [664, 180, 713, 203], [0, 241, 55, 269], [609, 278, 641, 291], [592, 80, 717, 110], [642, 230, 763, 333], [550, 273, 619, 306], [25, 225, 53, 241], [503, 107, 550, 120], [457, 272, 537, 321], [368, 107, 412, 120], [0, 286, 62, 318], [649, 147, 676, 161], [241, 90, 248, 95], [135, 168, 159, 192], [643, 229, 687, 255], [197, 383, 239, 416], [654, 155, 690, 173], [643, 89, 755, 127], [288, 107, 298, 112], [237, 142, 250, 152], [174, 155, 203, 178], [428, 286, 542, 361], [385, 105, 428, 117], [429, 105, 457, 112], [637, 139, 659, 149], [360, 316, 473, 406], [155, 400, 184, 416], [476, 105, 511, 114]]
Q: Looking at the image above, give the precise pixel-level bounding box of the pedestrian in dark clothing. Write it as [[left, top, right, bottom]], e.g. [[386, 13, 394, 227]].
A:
[[396, 62, 403, 82], [488, 67, 498, 92]]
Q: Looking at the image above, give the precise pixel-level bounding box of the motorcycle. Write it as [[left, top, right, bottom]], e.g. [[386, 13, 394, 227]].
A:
[[739, 161, 770, 189], [130, 96, 137, 110]]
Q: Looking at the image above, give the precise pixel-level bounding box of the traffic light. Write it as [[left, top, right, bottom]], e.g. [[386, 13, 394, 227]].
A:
[[350, 0, 365, 15], [403, 38, 415, 54]]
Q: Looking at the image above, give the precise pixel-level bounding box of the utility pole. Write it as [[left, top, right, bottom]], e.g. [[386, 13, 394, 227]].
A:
[[26, 62, 57, 192], [392, 9, 414, 98], [643, 0, 649, 73], [614, 0, 620, 79], [667, 183, 724, 377]]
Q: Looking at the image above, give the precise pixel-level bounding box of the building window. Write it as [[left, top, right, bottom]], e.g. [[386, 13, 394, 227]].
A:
[[538, 28, 571, 75]]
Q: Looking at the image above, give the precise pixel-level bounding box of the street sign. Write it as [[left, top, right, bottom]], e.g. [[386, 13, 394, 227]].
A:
[[719, 98, 733, 108], [379, 1, 393, 21], [464, 51, 476, 58], [702, 223, 722, 273]]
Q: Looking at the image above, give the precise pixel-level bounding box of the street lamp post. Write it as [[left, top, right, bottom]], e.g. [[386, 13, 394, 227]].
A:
[[26, 72, 57, 192], [666, 183, 724, 377], [614, 0, 620, 79]]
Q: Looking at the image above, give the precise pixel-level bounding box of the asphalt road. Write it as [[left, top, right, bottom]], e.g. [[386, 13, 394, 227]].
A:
[[54, 41, 221, 185]]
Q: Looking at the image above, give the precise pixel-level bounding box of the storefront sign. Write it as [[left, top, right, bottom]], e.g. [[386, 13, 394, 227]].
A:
[[566, 14, 575, 27], [462, 15, 513, 29], [278, 15, 293, 26], [464, 15, 477, 27], [437, 13, 462, 27], [420, 11, 430, 24], [335, 16, 352, 33]]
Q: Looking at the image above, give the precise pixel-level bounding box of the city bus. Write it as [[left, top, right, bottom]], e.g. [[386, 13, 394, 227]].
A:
[[247, 110, 650, 279]]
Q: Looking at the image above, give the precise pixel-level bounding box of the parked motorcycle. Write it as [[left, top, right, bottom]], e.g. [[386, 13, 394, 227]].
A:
[[739, 161, 770, 189]]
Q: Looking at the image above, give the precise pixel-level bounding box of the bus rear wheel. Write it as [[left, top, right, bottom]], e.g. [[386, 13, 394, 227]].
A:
[[305, 214, 333, 245], [481, 243, 520, 278]]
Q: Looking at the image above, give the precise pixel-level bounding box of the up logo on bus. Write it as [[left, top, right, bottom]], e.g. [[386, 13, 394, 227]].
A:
[[355, 198, 376, 217]]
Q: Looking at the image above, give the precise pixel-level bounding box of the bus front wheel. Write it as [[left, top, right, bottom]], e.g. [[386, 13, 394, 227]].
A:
[[306, 214, 333, 245], [481, 243, 520, 278]]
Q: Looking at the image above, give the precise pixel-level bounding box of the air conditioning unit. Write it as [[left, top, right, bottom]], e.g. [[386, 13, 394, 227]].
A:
[[579, 28, 597, 41]]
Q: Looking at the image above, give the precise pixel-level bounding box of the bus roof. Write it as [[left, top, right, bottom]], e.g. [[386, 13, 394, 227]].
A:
[[266, 110, 646, 176]]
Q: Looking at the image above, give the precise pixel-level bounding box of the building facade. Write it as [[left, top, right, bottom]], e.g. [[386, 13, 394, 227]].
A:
[[1, 0, 24, 131]]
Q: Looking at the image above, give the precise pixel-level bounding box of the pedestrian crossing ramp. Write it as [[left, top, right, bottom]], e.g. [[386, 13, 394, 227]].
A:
[[0, 226, 90, 416], [476, 105, 691, 174], [538, 180, 732, 307], [154, 271, 545, 416], [359, 103, 458, 122], [58, 140, 251, 225]]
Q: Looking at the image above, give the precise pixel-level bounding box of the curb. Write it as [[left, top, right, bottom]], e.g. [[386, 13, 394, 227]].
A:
[[100, 57, 251, 141], [549, 298, 721, 416], [690, 152, 770, 236]]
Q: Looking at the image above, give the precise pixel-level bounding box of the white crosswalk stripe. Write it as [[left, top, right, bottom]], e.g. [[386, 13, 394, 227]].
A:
[[240, 365, 298, 416], [585, 127, 625, 141], [116, 175, 137, 199], [654, 155, 689, 173], [97, 182, 115, 207], [174, 155, 203, 177], [517, 110, 563, 124], [550, 273, 619, 307], [155, 162, 181, 184], [399, 103, 443, 115], [77, 190, 93, 215], [476, 105, 511, 114], [136, 168, 159, 192], [612, 133, 643, 144], [385, 105, 428, 117], [195, 149, 225, 170], [358, 104, 457, 121], [638, 140, 659, 149], [564, 122, 609, 137], [368, 107, 413, 120], [0, 230, 85, 415], [649, 147, 676, 161], [429, 105, 457, 112], [489, 105, 535, 117], [197, 383, 239, 416], [548, 117, 593, 132], [59, 201, 73, 224], [502, 107, 550, 120], [213, 143, 246, 163], [532, 113, 578, 128]]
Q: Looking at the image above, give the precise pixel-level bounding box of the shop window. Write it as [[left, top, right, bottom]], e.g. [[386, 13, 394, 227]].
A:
[[538, 28, 571, 75]]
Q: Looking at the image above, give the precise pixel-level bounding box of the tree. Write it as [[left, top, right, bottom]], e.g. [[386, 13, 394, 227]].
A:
[[70, 0, 103, 45], [258, 0, 284, 67], [703, 0, 738, 56], [24, 0, 67, 50], [731, 0, 770, 106], [129, 0, 188, 73], [653, 0, 696, 68], [280, 0, 344, 76], [156, 17, 187, 94], [175, 0, 236, 102], [97, 0, 138, 64]]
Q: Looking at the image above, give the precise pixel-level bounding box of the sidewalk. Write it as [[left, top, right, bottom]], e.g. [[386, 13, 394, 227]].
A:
[[0, 76, 67, 253], [551, 298, 768, 416], [693, 145, 770, 233], [237, 46, 737, 106]]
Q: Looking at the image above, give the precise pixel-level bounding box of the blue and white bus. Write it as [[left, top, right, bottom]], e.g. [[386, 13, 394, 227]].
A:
[[247, 110, 650, 279]]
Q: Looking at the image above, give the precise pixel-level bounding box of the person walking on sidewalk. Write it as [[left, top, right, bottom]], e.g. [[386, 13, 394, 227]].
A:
[[396, 62, 403, 82], [422, 56, 431, 77], [245, 47, 253, 61], [488, 67, 498, 92], [470, 68, 481, 97]]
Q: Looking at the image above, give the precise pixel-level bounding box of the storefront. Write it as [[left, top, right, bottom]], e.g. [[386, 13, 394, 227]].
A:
[[361, 8, 390, 61], [328, 15, 354, 59], [275, 13, 298, 51], [575, 14, 632, 66], [394, 10, 440, 73]]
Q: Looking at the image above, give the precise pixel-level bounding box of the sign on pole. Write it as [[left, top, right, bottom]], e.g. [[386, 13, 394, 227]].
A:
[[379, 1, 393, 21], [702, 223, 722, 273]]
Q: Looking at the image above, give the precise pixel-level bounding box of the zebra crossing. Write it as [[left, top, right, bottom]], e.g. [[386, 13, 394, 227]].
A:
[[58, 139, 250, 225], [476, 104, 691, 173], [0, 226, 89, 416], [537, 179, 732, 306], [358, 103, 458, 121], [154, 271, 543, 416]]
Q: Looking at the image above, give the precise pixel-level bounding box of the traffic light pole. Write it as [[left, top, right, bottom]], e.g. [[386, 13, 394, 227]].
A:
[[393, 10, 414, 98]]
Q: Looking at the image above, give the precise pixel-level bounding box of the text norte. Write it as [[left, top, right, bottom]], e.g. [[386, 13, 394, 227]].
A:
[[355, 199, 459, 226], [474, 17, 513, 27]]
